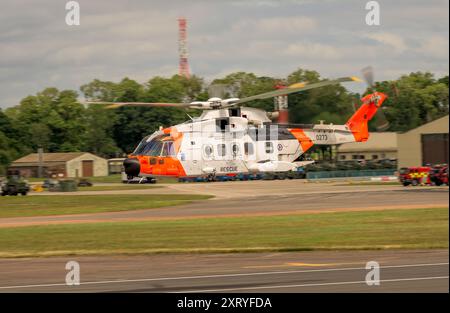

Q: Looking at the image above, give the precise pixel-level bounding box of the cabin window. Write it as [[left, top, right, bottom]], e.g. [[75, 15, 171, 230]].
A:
[[216, 118, 229, 132], [265, 142, 274, 154], [161, 141, 175, 156], [232, 144, 240, 157], [204, 145, 213, 157], [217, 144, 226, 157], [244, 142, 254, 155], [229, 108, 241, 117]]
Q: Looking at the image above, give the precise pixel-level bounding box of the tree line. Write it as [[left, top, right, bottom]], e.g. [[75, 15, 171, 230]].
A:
[[0, 68, 448, 174]]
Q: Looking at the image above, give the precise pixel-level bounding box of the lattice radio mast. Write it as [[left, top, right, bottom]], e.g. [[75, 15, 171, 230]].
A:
[[178, 17, 190, 78]]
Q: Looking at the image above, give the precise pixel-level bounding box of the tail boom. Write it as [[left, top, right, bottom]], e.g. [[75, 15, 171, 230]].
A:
[[345, 92, 387, 142], [287, 92, 387, 157]]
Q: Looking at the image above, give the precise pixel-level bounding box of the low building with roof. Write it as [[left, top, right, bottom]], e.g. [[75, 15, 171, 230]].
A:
[[107, 157, 126, 174], [9, 152, 108, 178], [336, 132, 398, 161]]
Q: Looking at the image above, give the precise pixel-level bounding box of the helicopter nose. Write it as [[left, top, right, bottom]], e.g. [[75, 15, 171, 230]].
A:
[[123, 158, 140, 177]]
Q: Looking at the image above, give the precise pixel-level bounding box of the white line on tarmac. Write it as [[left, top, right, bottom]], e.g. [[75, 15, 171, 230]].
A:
[[0, 262, 447, 290], [178, 276, 450, 293]]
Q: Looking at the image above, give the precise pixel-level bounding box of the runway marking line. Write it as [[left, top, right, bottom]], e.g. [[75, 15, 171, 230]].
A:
[[243, 262, 359, 269], [0, 262, 447, 290], [287, 262, 341, 267], [179, 276, 449, 293]]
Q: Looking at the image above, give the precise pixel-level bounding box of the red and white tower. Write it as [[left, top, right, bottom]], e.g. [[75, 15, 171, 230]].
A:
[[274, 83, 289, 124], [178, 17, 190, 78]]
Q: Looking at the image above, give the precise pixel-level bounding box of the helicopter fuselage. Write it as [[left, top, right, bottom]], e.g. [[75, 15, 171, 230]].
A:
[[123, 93, 386, 179]]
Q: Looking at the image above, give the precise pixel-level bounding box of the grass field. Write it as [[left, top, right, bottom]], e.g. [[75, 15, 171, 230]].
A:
[[85, 174, 122, 183], [25, 175, 124, 184], [0, 208, 447, 257], [0, 194, 212, 218]]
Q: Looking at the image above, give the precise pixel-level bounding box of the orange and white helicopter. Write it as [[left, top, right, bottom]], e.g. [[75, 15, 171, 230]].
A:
[[93, 68, 387, 181]]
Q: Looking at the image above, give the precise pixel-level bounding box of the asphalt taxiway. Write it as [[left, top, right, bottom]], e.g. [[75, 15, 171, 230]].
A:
[[0, 249, 447, 292]]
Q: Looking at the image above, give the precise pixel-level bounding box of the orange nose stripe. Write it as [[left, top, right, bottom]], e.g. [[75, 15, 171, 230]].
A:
[[136, 156, 186, 177]]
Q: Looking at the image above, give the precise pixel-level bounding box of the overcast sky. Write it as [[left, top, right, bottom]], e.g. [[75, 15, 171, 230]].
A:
[[0, 0, 448, 108]]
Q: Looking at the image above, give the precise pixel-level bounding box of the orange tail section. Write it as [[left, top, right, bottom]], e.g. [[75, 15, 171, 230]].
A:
[[346, 92, 387, 142]]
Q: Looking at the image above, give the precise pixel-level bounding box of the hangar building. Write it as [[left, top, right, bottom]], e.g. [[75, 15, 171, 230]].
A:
[[397, 115, 449, 168], [9, 152, 108, 178]]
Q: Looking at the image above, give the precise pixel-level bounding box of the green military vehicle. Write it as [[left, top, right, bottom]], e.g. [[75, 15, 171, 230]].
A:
[[1, 171, 30, 196]]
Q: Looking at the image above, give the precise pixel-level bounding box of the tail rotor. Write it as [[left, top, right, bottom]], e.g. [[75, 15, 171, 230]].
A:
[[361, 66, 390, 131]]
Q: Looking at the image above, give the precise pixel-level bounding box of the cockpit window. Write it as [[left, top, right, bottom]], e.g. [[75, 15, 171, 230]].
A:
[[134, 134, 177, 157], [133, 135, 151, 155], [142, 140, 163, 156]]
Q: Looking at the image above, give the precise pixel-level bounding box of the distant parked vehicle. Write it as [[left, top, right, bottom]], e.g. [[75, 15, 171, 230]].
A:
[[399, 166, 431, 186], [42, 179, 59, 189], [1, 171, 30, 196], [77, 179, 93, 187], [429, 165, 448, 186]]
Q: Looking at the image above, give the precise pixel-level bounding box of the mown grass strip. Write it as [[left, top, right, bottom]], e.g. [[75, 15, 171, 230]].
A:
[[0, 208, 447, 258], [0, 194, 212, 218]]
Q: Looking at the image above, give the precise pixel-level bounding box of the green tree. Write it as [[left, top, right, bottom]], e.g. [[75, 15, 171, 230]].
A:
[[83, 104, 121, 157], [0, 109, 25, 174], [5, 88, 87, 153], [371, 72, 449, 131], [212, 72, 279, 111], [287, 69, 354, 124], [80, 79, 117, 101], [286, 68, 321, 85], [80, 75, 205, 153], [29, 123, 51, 150]]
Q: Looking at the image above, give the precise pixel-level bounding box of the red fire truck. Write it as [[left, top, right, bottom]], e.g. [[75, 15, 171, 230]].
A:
[[429, 165, 448, 186], [398, 166, 431, 186]]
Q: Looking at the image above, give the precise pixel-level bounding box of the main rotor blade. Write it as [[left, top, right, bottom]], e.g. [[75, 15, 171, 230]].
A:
[[375, 108, 390, 131], [287, 82, 307, 89], [234, 77, 361, 105], [208, 84, 228, 98], [86, 102, 193, 109], [361, 66, 374, 88]]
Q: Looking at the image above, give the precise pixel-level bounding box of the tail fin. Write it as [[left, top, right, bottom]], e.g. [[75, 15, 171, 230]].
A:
[[346, 92, 387, 142]]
